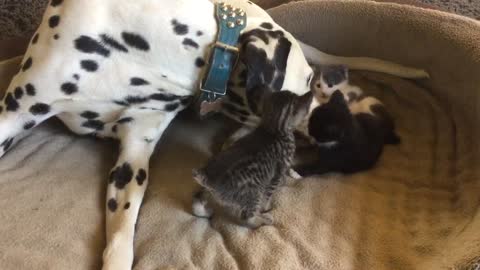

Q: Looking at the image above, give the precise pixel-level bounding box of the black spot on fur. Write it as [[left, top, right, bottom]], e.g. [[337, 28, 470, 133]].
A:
[[54, 34, 60, 40], [32, 33, 39, 44], [121, 32, 150, 51], [150, 93, 179, 102], [29, 103, 50, 115], [241, 29, 291, 91], [124, 202, 131, 210], [48, 15, 60, 28], [51, 0, 63, 7], [14, 87, 24, 99], [100, 34, 129, 53], [125, 96, 148, 104], [5, 93, 19, 112], [1, 138, 14, 152], [23, 121, 35, 130], [161, 75, 167, 78], [82, 120, 104, 131], [117, 117, 134, 124], [165, 103, 179, 112], [80, 111, 99, 119], [112, 125, 118, 133], [130, 77, 150, 86], [74, 36, 110, 57], [107, 198, 118, 212], [260, 22, 273, 30], [171, 19, 188, 35], [114, 100, 129, 107], [180, 96, 193, 106], [61, 82, 78, 95], [22, 57, 32, 72], [182, 38, 199, 49], [197, 31, 203, 36], [73, 74, 80, 80], [25, 84, 36, 96], [80, 60, 98, 72], [136, 169, 147, 185], [110, 162, 134, 189], [195, 58, 205, 68]]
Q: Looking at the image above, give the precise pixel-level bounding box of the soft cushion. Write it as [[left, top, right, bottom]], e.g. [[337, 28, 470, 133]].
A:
[[0, 1, 479, 269]]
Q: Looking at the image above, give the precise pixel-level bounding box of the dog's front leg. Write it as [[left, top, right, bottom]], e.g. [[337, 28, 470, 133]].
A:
[[102, 110, 176, 270]]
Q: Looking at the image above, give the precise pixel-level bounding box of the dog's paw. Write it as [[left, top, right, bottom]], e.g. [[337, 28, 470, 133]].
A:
[[102, 234, 134, 270]]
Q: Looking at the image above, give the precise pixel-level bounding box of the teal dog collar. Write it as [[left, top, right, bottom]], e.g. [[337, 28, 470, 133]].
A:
[[199, 2, 247, 113]]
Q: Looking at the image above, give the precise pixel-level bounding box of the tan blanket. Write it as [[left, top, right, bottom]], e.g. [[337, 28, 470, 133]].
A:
[[0, 1, 479, 269]]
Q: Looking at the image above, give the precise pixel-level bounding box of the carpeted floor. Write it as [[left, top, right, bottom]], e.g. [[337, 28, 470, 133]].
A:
[[0, 0, 479, 40]]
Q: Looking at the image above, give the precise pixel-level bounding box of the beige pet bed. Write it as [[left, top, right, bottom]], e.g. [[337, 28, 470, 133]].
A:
[[0, 0, 479, 269]]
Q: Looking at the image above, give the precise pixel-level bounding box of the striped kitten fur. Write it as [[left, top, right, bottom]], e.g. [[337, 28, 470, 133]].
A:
[[192, 87, 313, 229]]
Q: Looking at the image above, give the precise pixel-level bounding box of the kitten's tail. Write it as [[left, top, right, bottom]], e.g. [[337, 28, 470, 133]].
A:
[[192, 168, 208, 187], [298, 41, 429, 79]]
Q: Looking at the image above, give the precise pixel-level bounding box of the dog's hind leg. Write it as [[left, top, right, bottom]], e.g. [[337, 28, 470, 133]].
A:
[[298, 40, 430, 79], [0, 72, 60, 158], [102, 109, 176, 270]]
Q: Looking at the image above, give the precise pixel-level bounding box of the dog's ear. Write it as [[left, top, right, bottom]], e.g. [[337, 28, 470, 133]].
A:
[[241, 43, 269, 91], [252, 84, 273, 108]]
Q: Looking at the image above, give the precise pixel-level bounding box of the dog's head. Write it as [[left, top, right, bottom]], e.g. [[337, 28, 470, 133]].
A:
[[239, 26, 314, 98]]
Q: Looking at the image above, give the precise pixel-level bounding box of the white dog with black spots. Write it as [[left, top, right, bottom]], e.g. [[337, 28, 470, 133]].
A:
[[0, 0, 428, 269]]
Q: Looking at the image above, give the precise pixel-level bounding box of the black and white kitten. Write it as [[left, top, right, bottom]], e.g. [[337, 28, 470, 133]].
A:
[[192, 88, 313, 229], [294, 90, 400, 176], [311, 65, 363, 103]]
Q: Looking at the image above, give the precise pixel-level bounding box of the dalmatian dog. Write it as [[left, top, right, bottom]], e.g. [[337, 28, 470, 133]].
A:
[[0, 0, 428, 269]]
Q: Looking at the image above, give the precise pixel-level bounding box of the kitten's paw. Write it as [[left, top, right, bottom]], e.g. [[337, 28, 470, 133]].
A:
[[261, 213, 274, 226], [245, 213, 274, 229], [192, 200, 213, 218], [288, 169, 302, 180], [261, 207, 273, 213]]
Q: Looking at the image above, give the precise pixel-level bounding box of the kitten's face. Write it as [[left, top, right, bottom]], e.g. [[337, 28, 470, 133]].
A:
[[308, 90, 353, 143], [262, 90, 313, 131], [318, 65, 349, 97], [289, 91, 314, 128]]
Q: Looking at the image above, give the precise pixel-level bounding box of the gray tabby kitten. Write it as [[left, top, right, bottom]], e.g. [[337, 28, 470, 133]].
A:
[[192, 88, 313, 229]]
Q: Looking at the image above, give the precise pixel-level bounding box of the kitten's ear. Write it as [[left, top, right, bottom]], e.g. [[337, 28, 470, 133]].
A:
[[309, 64, 320, 73], [192, 169, 208, 187], [329, 90, 347, 105], [298, 91, 314, 109]]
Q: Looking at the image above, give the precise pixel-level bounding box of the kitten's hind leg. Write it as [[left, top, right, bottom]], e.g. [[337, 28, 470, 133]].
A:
[[288, 169, 302, 180], [242, 211, 273, 229], [240, 202, 273, 229], [192, 188, 214, 219]]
